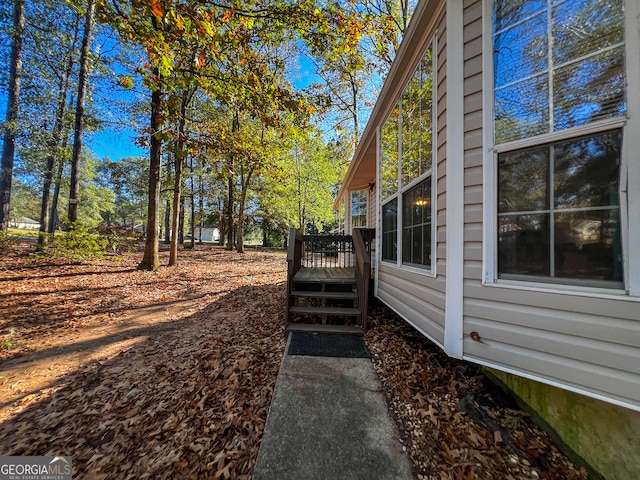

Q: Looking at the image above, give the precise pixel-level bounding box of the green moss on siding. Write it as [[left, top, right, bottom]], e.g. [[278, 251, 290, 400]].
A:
[[485, 369, 640, 480]]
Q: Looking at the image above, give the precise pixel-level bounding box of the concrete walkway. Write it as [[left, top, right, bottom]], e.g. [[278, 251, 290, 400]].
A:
[[253, 338, 414, 480]]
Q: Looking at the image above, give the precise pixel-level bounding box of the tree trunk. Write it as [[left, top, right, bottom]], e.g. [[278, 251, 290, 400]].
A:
[[226, 171, 234, 250], [169, 88, 192, 264], [164, 198, 170, 243], [169, 152, 183, 264], [68, 0, 96, 225], [48, 133, 68, 234], [236, 165, 254, 254], [138, 70, 163, 271], [189, 156, 195, 249], [38, 14, 79, 247], [198, 170, 203, 245], [225, 112, 240, 250], [179, 195, 185, 245], [219, 198, 226, 247], [0, 0, 25, 233]]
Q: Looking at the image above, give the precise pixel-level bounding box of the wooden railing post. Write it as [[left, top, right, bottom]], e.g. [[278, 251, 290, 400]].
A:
[[352, 228, 373, 331], [285, 228, 304, 330]]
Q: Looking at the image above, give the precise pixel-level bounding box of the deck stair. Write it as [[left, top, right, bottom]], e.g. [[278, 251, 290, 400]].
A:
[[289, 267, 360, 325], [285, 229, 374, 335]]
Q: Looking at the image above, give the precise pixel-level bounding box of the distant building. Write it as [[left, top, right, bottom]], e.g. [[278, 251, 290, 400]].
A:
[[12, 217, 39, 230]]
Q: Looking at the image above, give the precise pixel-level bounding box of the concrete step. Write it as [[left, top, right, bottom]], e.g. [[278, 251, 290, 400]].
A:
[[289, 306, 361, 317]]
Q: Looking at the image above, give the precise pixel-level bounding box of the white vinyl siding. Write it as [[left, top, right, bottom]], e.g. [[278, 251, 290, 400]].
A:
[[378, 263, 446, 346], [376, 6, 448, 346], [468, 0, 640, 410]]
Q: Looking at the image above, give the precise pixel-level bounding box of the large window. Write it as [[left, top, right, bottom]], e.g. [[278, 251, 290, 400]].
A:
[[493, 0, 625, 144], [351, 190, 367, 228], [498, 131, 623, 286], [493, 0, 626, 288], [381, 42, 435, 269]]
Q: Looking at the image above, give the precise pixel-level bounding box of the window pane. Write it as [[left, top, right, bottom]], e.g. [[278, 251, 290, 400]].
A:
[[554, 131, 621, 209], [422, 223, 432, 266], [498, 214, 550, 276], [402, 178, 431, 268], [351, 190, 367, 227], [402, 46, 433, 186], [552, 0, 623, 64], [493, 0, 626, 146], [495, 75, 549, 143], [381, 106, 400, 201], [382, 200, 398, 262], [553, 47, 625, 130], [555, 209, 622, 282], [494, 13, 547, 88], [494, 0, 545, 33], [498, 146, 549, 213]]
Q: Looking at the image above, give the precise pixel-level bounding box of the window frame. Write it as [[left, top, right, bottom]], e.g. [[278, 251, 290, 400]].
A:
[[483, 0, 638, 295], [379, 36, 438, 275]]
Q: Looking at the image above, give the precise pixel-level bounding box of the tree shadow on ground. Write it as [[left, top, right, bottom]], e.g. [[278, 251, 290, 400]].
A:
[[0, 281, 287, 479]]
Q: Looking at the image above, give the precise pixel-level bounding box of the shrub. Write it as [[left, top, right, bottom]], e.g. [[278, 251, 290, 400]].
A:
[[44, 223, 107, 259], [97, 224, 140, 254], [0, 231, 17, 254]]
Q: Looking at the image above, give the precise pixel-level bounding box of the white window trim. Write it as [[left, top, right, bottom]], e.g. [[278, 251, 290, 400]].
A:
[[482, 0, 639, 298], [444, 0, 464, 359], [379, 36, 438, 277]]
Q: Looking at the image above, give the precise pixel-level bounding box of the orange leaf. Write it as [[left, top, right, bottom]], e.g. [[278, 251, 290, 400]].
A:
[[150, 0, 163, 18]]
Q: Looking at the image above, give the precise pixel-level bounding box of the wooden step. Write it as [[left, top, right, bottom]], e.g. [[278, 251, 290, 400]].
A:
[[286, 324, 364, 335], [289, 306, 361, 317], [293, 267, 355, 284], [291, 290, 357, 300]]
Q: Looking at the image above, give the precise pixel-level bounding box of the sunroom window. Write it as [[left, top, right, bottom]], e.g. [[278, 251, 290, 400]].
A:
[[381, 41, 435, 269], [498, 131, 623, 287], [493, 0, 625, 144], [493, 0, 626, 288]]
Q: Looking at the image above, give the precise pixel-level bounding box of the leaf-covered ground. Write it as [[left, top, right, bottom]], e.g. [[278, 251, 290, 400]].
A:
[[0, 244, 588, 479]]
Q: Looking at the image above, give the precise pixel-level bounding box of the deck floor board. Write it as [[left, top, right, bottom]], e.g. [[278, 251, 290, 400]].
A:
[[293, 267, 355, 284]]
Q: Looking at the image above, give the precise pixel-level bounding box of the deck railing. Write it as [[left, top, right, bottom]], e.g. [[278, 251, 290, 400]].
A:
[[286, 228, 304, 322], [352, 228, 373, 330], [286, 228, 375, 330], [301, 234, 355, 268]]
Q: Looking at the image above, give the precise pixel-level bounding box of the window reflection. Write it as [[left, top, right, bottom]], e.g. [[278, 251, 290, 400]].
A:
[[381, 104, 399, 201], [497, 130, 623, 286], [351, 190, 367, 228], [498, 145, 549, 212], [493, 0, 625, 144], [555, 210, 622, 282], [402, 46, 433, 186], [495, 75, 549, 143], [402, 179, 432, 267], [382, 199, 398, 262], [498, 213, 550, 276], [554, 131, 621, 209]]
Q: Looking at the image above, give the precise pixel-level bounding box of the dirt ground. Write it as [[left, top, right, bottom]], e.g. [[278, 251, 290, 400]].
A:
[[0, 244, 589, 479]]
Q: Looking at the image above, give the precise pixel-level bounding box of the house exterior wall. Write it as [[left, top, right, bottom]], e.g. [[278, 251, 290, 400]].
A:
[[376, 6, 448, 348], [340, 0, 640, 476], [458, 0, 640, 413]]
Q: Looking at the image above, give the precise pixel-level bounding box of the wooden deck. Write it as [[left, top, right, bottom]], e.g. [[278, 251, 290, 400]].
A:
[[293, 267, 355, 284]]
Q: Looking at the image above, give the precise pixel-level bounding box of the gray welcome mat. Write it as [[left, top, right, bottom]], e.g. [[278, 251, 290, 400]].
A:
[[288, 332, 371, 358]]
